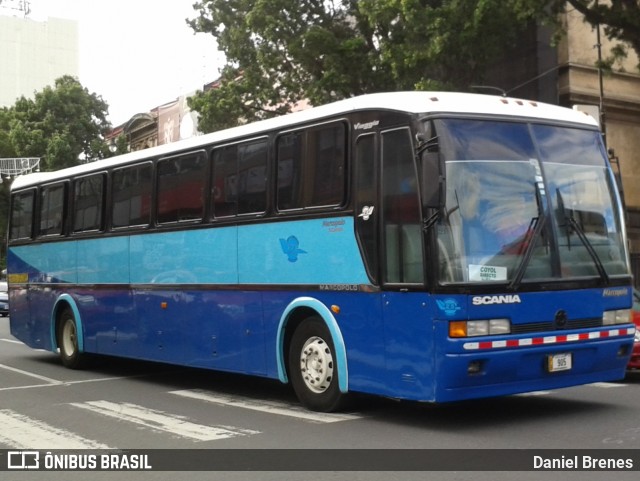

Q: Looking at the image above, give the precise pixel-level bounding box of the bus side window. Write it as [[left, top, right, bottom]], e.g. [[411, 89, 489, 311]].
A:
[[276, 122, 347, 212], [276, 132, 304, 211], [212, 139, 267, 218], [112, 163, 153, 228], [157, 153, 206, 223], [9, 190, 35, 241], [307, 124, 346, 207], [39, 183, 66, 237], [73, 174, 105, 232]]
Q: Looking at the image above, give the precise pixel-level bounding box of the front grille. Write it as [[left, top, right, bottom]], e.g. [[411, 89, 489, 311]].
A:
[[511, 318, 602, 334]]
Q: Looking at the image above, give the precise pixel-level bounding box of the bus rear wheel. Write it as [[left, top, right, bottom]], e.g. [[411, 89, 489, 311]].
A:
[[288, 317, 347, 412], [57, 307, 85, 369]]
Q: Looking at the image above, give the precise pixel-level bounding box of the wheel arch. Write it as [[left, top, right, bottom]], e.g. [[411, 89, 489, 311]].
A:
[[50, 294, 84, 353], [276, 296, 348, 393]]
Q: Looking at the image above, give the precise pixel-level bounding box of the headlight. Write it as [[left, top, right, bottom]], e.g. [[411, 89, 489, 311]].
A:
[[634, 329, 640, 343], [450, 319, 511, 338], [602, 309, 631, 325]]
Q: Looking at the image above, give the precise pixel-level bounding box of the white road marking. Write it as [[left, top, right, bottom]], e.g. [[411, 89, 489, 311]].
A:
[[0, 409, 111, 449], [170, 389, 363, 423], [588, 382, 626, 388], [513, 391, 551, 397], [0, 363, 63, 385], [69, 400, 260, 441], [514, 382, 627, 398], [0, 338, 23, 344]]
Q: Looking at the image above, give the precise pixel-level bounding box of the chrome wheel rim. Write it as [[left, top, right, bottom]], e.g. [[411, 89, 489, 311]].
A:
[[299, 336, 334, 394], [62, 320, 76, 356]]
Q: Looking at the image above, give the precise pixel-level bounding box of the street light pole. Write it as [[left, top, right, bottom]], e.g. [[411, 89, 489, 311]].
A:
[[595, 0, 606, 146]]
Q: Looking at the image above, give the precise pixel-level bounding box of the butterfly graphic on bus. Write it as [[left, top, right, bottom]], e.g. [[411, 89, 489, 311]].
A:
[[279, 236, 307, 262]]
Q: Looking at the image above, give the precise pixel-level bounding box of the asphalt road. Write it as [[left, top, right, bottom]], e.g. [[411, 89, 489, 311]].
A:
[[1, 316, 639, 481]]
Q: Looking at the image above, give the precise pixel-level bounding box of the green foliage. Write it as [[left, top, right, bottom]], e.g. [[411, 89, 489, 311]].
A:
[[0, 76, 114, 264], [4, 75, 112, 171], [188, 0, 640, 133], [188, 0, 543, 132]]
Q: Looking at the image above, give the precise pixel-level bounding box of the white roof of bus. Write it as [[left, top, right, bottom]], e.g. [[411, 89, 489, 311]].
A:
[[11, 91, 598, 190]]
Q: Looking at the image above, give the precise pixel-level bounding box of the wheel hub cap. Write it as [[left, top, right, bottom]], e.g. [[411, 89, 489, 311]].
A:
[[299, 336, 334, 394]]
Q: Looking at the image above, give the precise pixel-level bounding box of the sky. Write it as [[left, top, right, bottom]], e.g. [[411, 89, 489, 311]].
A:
[[27, 0, 224, 126]]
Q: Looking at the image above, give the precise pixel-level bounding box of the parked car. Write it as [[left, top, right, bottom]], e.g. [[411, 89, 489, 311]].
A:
[[628, 290, 640, 370], [0, 281, 8, 317]]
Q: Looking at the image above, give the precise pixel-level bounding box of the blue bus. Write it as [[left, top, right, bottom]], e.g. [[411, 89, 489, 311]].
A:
[[7, 92, 636, 412]]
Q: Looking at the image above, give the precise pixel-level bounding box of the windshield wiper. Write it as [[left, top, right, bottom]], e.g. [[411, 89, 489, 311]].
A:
[[508, 209, 546, 291], [508, 174, 548, 291], [556, 189, 609, 285]]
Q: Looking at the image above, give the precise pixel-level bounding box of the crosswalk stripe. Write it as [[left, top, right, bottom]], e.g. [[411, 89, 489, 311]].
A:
[[170, 389, 363, 423], [69, 400, 260, 441], [0, 409, 111, 449]]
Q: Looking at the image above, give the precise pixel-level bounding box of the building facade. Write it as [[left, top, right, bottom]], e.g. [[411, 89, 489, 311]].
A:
[[557, 9, 640, 269], [0, 12, 78, 107]]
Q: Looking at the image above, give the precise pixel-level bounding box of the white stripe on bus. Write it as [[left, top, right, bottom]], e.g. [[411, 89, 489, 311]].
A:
[[69, 400, 260, 441]]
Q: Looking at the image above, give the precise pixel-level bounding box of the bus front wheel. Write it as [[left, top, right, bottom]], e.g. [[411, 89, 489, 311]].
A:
[[288, 317, 347, 412], [57, 307, 85, 369]]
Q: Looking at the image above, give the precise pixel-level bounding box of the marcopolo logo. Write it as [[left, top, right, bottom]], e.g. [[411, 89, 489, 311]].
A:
[[472, 294, 522, 306], [436, 298, 462, 316]]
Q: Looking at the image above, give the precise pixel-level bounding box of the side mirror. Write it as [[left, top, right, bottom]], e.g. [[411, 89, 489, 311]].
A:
[[421, 151, 445, 210]]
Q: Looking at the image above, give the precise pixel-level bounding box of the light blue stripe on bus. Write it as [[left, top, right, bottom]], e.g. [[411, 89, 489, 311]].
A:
[[130, 226, 238, 284], [238, 217, 369, 285], [78, 237, 130, 283], [12, 216, 369, 286]]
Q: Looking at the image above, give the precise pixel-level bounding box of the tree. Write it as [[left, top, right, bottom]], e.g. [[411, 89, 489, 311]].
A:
[[7, 75, 112, 171], [187, 0, 540, 132], [0, 77, 113, 266]]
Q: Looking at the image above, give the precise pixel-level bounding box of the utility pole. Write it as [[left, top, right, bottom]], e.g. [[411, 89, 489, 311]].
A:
[[595, 0, 606, 146]]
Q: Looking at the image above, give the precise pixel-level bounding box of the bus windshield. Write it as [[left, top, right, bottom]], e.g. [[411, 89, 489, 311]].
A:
[[435, 119, 629, 285]]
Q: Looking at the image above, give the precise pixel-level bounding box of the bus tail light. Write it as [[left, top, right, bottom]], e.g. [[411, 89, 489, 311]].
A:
[[602, 309, 631, 325], [449, 319, 511, 338]]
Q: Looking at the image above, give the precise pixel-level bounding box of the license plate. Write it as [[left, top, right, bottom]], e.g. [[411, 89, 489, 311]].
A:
[[548, 353, 572, 372]]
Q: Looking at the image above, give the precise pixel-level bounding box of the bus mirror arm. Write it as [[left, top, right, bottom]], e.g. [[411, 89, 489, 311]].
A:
[[420, 151, 446, 210]]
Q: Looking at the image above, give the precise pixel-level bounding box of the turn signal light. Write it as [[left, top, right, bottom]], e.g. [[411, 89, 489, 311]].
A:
[[449, 319, 511, 338]]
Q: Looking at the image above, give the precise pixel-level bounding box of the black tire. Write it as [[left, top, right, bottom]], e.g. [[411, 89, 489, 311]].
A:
[[288, 317, 348, 412], [57, 307, 86, 369]]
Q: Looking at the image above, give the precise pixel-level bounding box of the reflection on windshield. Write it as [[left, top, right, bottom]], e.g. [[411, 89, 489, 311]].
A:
[[435, 119, 628, 285]]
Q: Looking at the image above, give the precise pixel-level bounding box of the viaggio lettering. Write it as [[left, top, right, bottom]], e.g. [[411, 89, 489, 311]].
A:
[[472, 294, 522, 305]]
